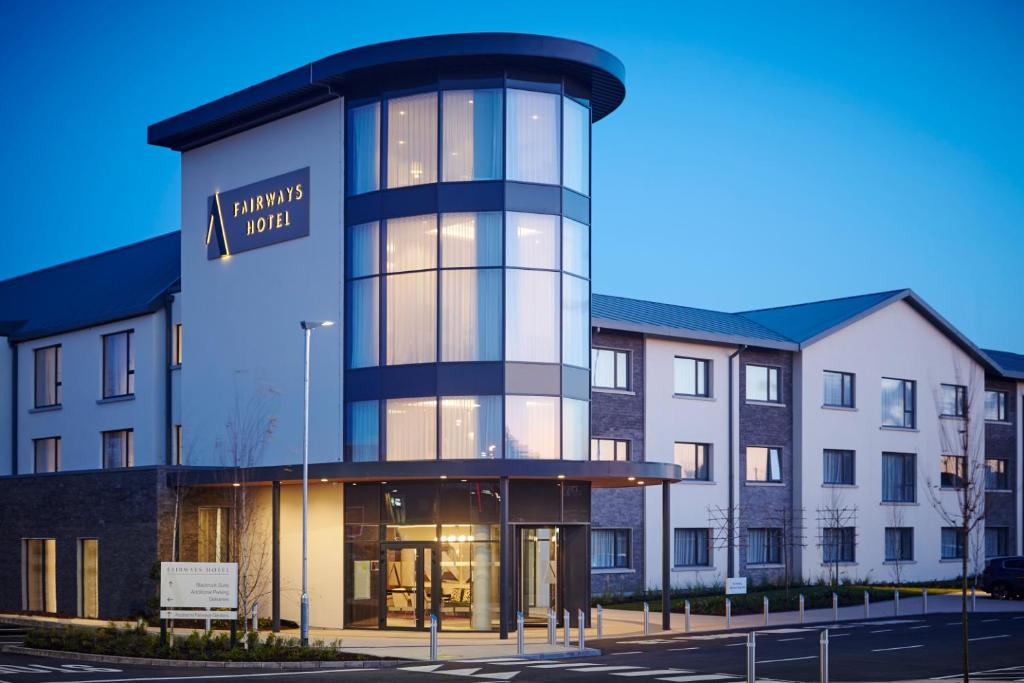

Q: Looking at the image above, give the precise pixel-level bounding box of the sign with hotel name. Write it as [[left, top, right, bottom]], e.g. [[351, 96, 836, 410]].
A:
[[160, 562, 238, 609], [206, 167, 309, 259]]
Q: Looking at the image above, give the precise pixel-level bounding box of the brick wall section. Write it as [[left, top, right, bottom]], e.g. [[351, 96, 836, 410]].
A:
[[0, 467, 171, 619], [590, 329, 646, 597], [738, 348, 796, 585], [984, 377, 1018, 554]]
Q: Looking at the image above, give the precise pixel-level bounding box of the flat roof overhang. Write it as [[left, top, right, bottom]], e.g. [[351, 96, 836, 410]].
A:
[[176, 459, 680, 489]]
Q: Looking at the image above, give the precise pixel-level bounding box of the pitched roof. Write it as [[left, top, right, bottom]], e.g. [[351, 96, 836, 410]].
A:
[[592, 294, 797, 349], [983, 349, 1024, 380], [737, 290, 907, 344], [0, 232, 180, 342]]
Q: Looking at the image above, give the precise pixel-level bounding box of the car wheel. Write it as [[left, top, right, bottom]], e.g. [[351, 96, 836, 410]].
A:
[[991, 583, 1010, 600]]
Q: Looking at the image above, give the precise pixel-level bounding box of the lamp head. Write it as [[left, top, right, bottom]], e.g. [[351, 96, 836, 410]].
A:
[[300, 320, 335, 331]]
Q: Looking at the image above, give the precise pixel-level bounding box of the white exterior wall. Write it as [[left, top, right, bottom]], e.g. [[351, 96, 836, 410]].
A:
[[644, 337, 735, 589], [16, 313, 168, 473], [178, 100, 344, 468], [797, 300, 986, 583]]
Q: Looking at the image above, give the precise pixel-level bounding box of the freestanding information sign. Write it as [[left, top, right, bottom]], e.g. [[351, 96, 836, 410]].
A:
[[159, 562, 238, 644]]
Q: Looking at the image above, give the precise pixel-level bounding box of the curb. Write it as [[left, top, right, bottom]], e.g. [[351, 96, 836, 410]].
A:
[[0, 645, 407, 670]]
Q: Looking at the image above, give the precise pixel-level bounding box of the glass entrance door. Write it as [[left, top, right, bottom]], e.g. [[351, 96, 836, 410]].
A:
[[520, 527, 559, 626], [383, 544, 433, 629]]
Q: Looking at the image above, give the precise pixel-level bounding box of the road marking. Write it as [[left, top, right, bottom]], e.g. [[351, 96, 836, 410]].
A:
[[724, 642, 746, 647], [529, 663, 601, 669], [613, 671, 692, 677], [869, 629, 892, 633], [828, 633, 850, 638], [612, 652, 644, 656], [910, 626, 931, 630], [981, 618, 999, 622], [656, 676, 737, 682], [945, 621, 961, 626], [434, 668, 482, 677], [566, 666, 643, 673], [400, 665, 444, 673], [757, 656, 817, 664], [777, 637, 804, 642], [872, 645, 924, 652], [969, 634, 1010, 642], [475, 674, 519, 681], [29, 670, 368, 683], [667, 647, 699, 652]]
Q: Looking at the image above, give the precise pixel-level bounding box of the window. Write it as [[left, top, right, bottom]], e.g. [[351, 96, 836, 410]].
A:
[[441, 269, 501, 362], [23, 539, 56, 613], [591, 438, 629, 461], [673, 528, 710, 567], [884, 527, 914, 561], [747, 528, 782, 565], [881, 452, 915, 502], [198, 508, 230, 562], [941, 527, 963, 560], [941, 384, 967, 417], [505, 270, 558, 363], [506, 89, 560, 185], [674, 357, 710, 397], [346, 400, 380, 462], [34, 345, 61, 408], [986, 458, 1009, 490], [986, 527, 1009, 558], [174, 425, 183, 465], [347, 102, 380, 195], [347, 278, 379, 368], [505, 396, 559, 459], [386, 214, 437, 272], [506, 212, 559, 270], [441, 396, 502, 459], [440, 212, 501, 268], [746, 364, 780, 402], [822, 527, 855, 563], [675, 443, 710, 481], [592, 348, 628, 390], [347, 221, 380, 277], [173, 324, 183, 365], [387, 92, 437, 188], [562, 275, 589, 368], [746, 446, 782, 483], [562, 218, 589, 278], [386, 271, 436, 365], [78, 538, 99, 619], [823, 449, 855, 485], [442, 89, 502, 182], [881, 377, 915, 428], [562, 398, 589, 461], [823, 371, 854, 408], [386, 398, 437, 460], [102, 330, 134, 398], [592, 529, 629, 569], [102, 429, 134, 468], [940, 455, 966, 489], [562, 97, 590, 195], [33, 437, 59, 473], [985, 390, 1008, 421]]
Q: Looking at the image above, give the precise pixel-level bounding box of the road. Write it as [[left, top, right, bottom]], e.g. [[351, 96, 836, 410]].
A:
[[1, 612, 1022, 683]]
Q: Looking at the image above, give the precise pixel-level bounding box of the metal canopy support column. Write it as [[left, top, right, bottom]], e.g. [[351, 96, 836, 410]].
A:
[[662, 480, 671, 630], [499, 476, 510, 640], [272, 480, 281, 633]]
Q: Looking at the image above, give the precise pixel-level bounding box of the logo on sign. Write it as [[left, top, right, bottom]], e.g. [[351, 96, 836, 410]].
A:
[[206, 167, 310, 259]]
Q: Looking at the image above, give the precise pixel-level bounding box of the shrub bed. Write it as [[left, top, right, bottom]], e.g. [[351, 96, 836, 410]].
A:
[[24, 625, 377, 662]]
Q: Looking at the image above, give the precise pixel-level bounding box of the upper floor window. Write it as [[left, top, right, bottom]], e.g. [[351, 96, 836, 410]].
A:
[[442, 89, 503, 182], [941, 383, 967, 418], [746, 364, 780, 403], [33, 437, 60, 473], [102, 331, 134, 399], [347, 102, 380, 195], [562, 97, 590, 196], [591, 529, 629, 569], [674, 357, 710, 397], [387, 92, 437, 188], [823, 449, 855, 486], [173, 323, 183, 365], [986, 458, 1009, 490], [34, 345, 62, 408], [673, 528, 711, 567], [985, 390, 1008, 421], [881, 377, 915, 428], [506, 89, 560, 185], [746, 446, 782, 483], [592, 348, 628, 390], [940, 455, 966, 489], [882, 452, 916, 502], [823, 371, 854, 408], [675, 442, 710, 481], [591, 438, 628, 461], [102, 429, 134, 468]]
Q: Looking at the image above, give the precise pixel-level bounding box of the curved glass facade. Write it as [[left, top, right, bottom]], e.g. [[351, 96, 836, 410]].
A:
[[344, 79, 592, 462]]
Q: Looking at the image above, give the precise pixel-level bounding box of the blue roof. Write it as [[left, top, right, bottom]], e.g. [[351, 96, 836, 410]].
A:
[[983, 349, 1024, 379], [0, 232, 180, 342], [737, 290, 907, 344], [592, 294, 797, 348]]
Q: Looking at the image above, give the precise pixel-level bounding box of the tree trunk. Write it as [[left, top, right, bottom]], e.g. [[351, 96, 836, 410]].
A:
[[962, 527, 969, 683]]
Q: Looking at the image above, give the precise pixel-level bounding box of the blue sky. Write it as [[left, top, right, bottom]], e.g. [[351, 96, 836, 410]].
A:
[[1, 1, 1021, 350]]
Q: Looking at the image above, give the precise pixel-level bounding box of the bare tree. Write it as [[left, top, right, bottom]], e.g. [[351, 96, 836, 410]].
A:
[[816, 487, 857, 589], [923, 360, 986, 683]]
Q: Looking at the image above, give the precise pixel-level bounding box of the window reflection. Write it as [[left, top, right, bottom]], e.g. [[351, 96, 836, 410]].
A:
[[563, 97, 590, 195], [388, 93, 437, 188], [347, 103, 380, 195], [347, 278, 379, 368], [562, 397, 588, 461], [441, 396, 502, 459], [347, 221, 380, 278], [506, 395, 559, 459], [346, 401, 379, 462]]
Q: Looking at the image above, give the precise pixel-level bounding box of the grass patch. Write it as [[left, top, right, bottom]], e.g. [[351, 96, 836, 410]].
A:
[[24, 625, 378, 662]]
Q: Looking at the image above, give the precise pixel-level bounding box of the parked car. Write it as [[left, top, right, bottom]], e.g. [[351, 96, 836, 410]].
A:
[[980, 556, 1024, 599]]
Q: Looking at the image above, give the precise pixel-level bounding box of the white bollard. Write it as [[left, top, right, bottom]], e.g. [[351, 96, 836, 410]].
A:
[[685, 600, 691, 633], [516, 612, 525, 655], [799, 594, 805, 624], [746, 631, 756, 683], [864, 590, 869, 619], [548, 608, 556, 645], [832, 593, 838, 622], [972, 586, 977, 612], [763, 596, 769, 626], [819, 629, 829, 683], [597, 604, 603, 640], [429, 614, 438, 660], [578, 609, 586, 653], [726, 597, 732, 628], [564, 609, 571, 647], [643, 602, 650, 635], [894, 589, 900, 616], [923, 588, 928, 614], [252, 602, 259, 634]]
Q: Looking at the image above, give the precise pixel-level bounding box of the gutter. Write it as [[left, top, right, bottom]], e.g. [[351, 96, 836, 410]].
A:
[[726, 344, 746, 577]]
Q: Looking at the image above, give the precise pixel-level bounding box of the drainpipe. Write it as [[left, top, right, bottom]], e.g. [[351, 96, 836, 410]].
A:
[[163, 295, 174, 465], [727, 345, 746, 578]]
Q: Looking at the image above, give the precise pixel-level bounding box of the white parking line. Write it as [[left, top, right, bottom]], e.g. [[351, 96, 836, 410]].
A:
[[777, 637, 804, 642], [667, 647, 699, 652], [981, 618, 999, 622], [909, 626, 931, 630], [566, 666, 643, 673], [613, 670, 692, 677], [828, 633, 850, 638], [656, 676, 737, 682], [612, 652, 644, 656], [969, 634, 1010, 642], [872, 645, 924, 652], [529, 663, 601, 668], [28, 671, 368, 683], [757, 655, 817, 664], [869, 629, 892, 633]]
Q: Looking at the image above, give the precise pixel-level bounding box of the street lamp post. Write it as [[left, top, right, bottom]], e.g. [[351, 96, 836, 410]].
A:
[[299, 320, 333, 646]]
